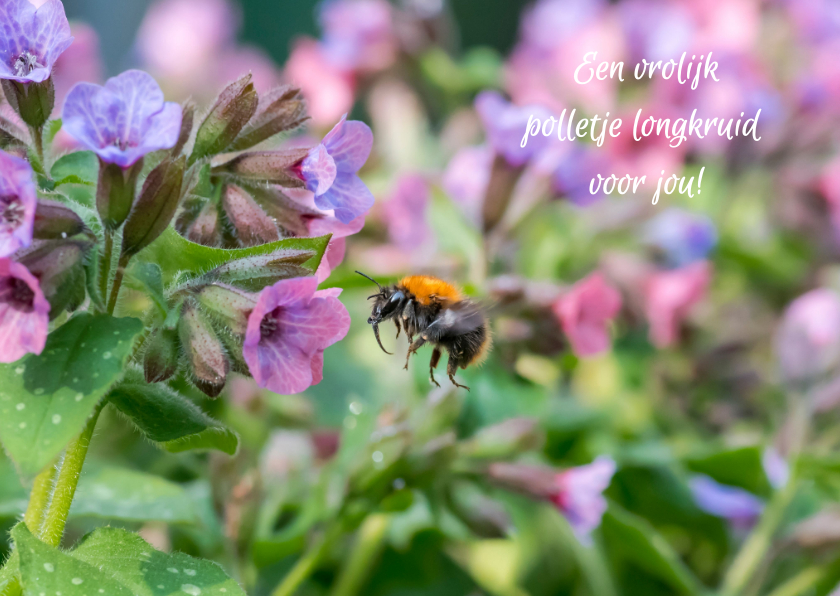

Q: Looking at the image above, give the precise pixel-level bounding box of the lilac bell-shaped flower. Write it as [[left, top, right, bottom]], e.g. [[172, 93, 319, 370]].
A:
[[0, 0, 73, 128], [294, 115, 374, 224], [0, 257, 50, 363], [0, 0, 73, 84], [63, 70, 182, 168], [0, 148, 36, 257]]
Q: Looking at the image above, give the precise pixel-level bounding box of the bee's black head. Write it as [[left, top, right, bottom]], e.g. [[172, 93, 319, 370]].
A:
[[356, 271, 406, 355]]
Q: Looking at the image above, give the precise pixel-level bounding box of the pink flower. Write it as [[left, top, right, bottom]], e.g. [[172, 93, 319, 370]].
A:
[[285, 38, 355, 127], [316, 237, 346, 283], [442, 145, 492, 226], [383, 174, 431, 251], [552, 457, 616, 543], [0, 258, 50, 363], [0, 149, 37, 257], [644, 261, 711, 348], [53, 22, 103, 112], [243, 277, 350, 395], [318, 0, 397, 73], [775, 288, 840, 382], [553, 273, 622, 357]]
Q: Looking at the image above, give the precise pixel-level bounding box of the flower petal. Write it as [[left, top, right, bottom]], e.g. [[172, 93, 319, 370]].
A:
[[314, 173, 374, 224], [322, 116, 373, 173]]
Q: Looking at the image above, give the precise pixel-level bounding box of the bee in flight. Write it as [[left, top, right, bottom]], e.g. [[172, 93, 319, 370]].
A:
[[358, 272, 491, 390]]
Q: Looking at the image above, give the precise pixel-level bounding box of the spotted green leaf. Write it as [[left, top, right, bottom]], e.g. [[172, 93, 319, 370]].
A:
[[71, 527, 245, 596], [70, 467, 198, 524], [132, 227, 330, 285], [108, 380, 238, 455], [0, 314, 143, 476], [15, 524, 245, 596]]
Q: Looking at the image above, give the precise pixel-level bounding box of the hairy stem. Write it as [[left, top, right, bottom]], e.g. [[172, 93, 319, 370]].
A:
[[39, 402, 104, 547], [271, 523, 342, 596], [22, 460, 57, 534], [98, 231, 113, 310], [330, 515, 389, 596], [107, 255, 129, 315], [29, 125, 44, 170]]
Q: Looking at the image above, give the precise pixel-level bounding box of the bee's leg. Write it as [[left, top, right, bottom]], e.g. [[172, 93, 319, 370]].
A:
[[447, 352, 470, 391], [429, 347, 442, 388], [394, 318, 401, 339], [402, 300, 415, 341], [404, 336, 426, 370]]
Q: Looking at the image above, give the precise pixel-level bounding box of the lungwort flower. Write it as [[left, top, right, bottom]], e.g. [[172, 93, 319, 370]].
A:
[[63, 70, 182, 168], [0, 258, 49, 363], [243, 277, 350, 395], [0, 149, 36, 258], [295, 115, 374, 224], [0, 0, 73, 83], [553, 272, 622, 357], [689, 475, 763, 530]]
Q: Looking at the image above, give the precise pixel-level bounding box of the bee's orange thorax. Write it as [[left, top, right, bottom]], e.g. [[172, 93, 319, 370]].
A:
[[399, 275, 463, 306]]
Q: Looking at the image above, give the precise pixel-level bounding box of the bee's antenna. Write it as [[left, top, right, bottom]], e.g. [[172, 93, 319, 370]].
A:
[[355, 271, 384, 291]]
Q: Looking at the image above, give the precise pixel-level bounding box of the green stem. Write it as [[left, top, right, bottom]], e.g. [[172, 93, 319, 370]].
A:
[[271, 523, 342, 596], [29, 125, 44, 169], [106, 255, 129, 315], [98, 231, 113, 310], [38, 402, 104, 547], [720, 397, 808, 595], [764, 567, 824, 596], [22, 460, 57, 534], [330, 515, 389, 596]]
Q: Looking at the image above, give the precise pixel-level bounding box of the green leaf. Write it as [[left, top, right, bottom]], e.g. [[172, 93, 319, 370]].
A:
[[601, 505, 702, 595], [53, 174, 94, 188], [125, 262, 168, 317], [132, 227, 330, 285], [685, 446, 771, 497], [44, 118, 63, 145], [109, 380, 238, 455], [70, 467, 198, 524], [15, 524, 246, 596], [15, 524, 134, 596], [0, 313, 143, 476], [50, 151, 98, 185], [74, 527, 245, 596]]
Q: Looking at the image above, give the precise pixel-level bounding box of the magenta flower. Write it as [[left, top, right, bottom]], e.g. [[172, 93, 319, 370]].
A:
[[243, 277, 350, 395], [553, 273, 622, 358], [552, 457, 616, 543], [383, 174, 431, 252], [62, 70, 182, 168], [316, 237, 346, 283], [0, 149, 36, 258], [0, 258, 49, 363], [775, 288, 840, 382], [644, 261, 711, 348], [475, 91, 552, 167], [0, 0, 73, 83], [295, 115, 374, 224], [688, 475, 763, 530]]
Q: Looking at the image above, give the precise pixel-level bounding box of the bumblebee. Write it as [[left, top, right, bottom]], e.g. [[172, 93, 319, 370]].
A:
[[358, 272, 491, 390]]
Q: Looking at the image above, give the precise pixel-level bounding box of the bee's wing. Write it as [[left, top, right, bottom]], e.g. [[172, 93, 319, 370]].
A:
[[426, 299, 489, 337]]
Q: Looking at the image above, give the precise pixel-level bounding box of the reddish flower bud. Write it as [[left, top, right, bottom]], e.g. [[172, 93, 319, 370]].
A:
[[190, 73, 258, 164], [96, 158, 143, 231], [184, 200, 222, 246], [230, 85, 308, 151], [121, 155, 186, 257], [171, 101, 195, 157], [214, 149, 308, 187], [32, 199, 87, 240], [143, 327, 180, 383], [221, 184, 280, 246], [178, 302, 229, 397], [16, 239, 91, 317]]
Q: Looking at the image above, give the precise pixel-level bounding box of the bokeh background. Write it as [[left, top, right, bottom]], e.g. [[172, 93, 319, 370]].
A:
[[6, 1, 840, 595]]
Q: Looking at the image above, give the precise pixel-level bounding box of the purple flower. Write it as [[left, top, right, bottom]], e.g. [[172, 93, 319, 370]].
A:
[[763, 447, 789, 490], [318, 0, 397, 73], [0, 0, 73, 83], [642, 208, 718, 268], [442, 145, 492, 225], [0, 149, 36, 257], [243, 277, 350, 395], [552, 456, 616, 544], [553, 147, 612, 207], [474, 91, 552, 167], [519, 0, 604, 54], [689, 475, 763, 530], [62, 70, 182, 168], [295, 115, 374, 224], [775, 288, 840, 382], [0, 258, 49, 363]]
